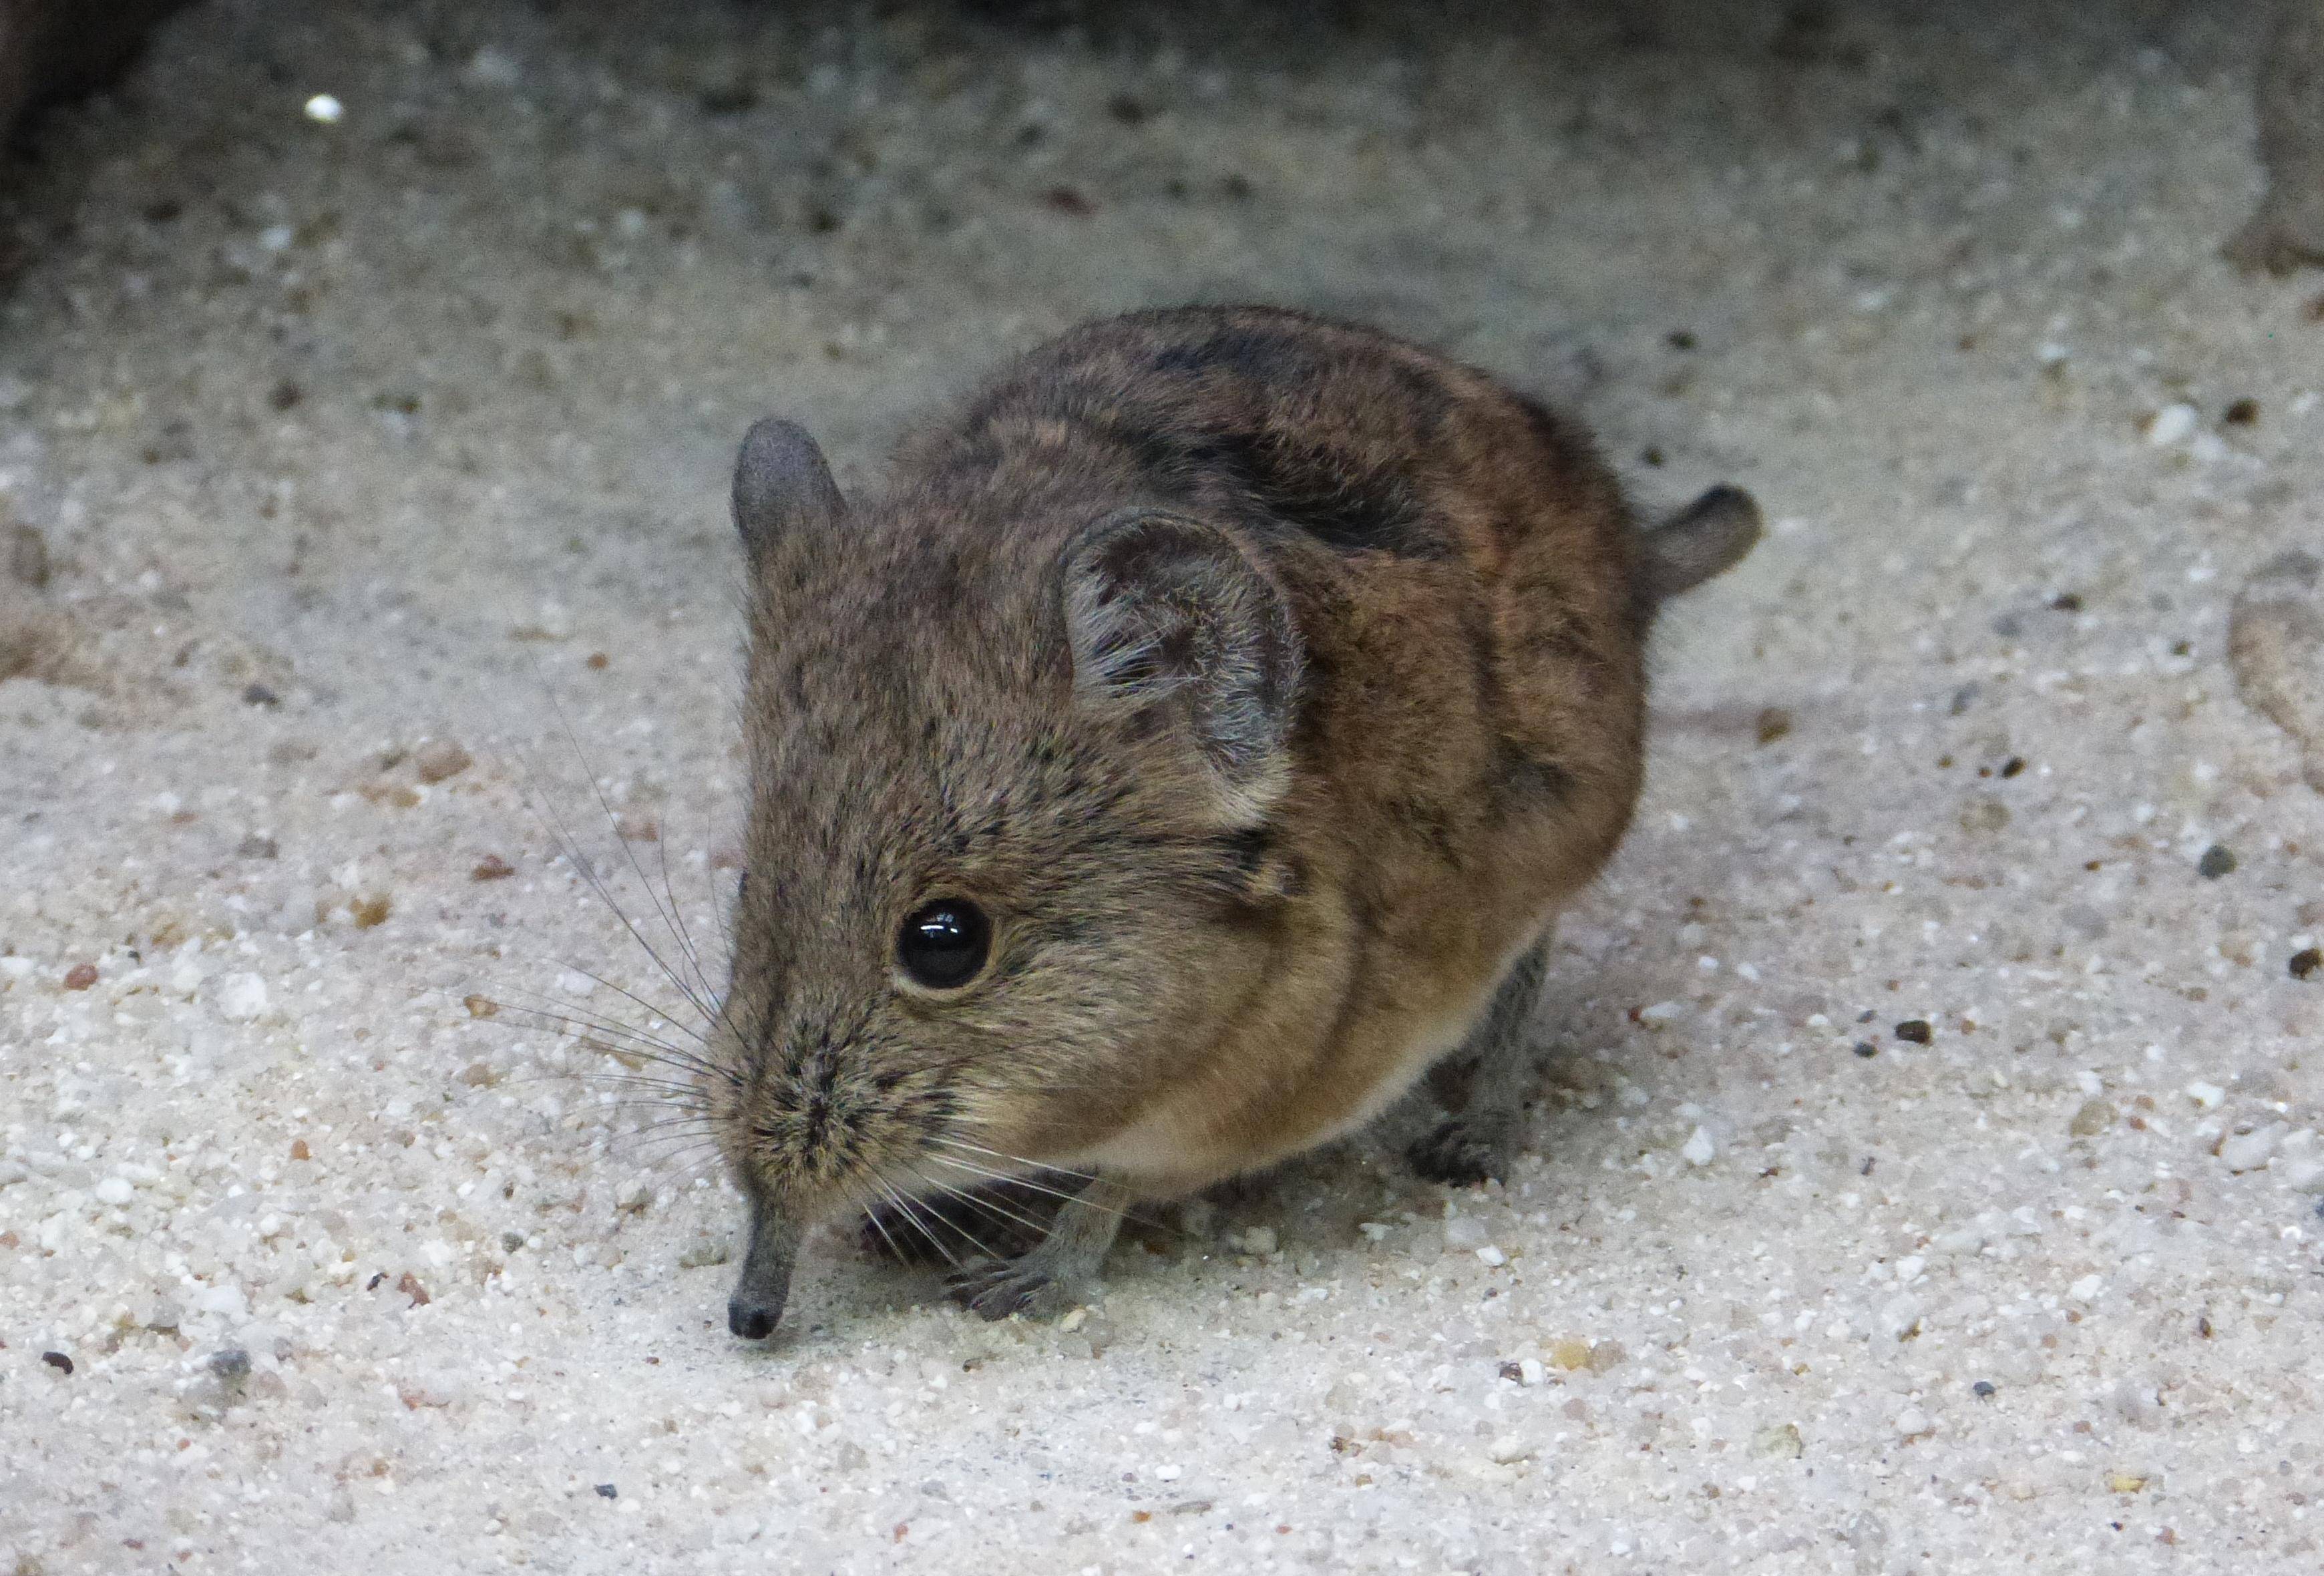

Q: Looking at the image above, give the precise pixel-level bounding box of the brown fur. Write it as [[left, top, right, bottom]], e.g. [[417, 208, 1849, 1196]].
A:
[[707, 306, 1758, 1337]]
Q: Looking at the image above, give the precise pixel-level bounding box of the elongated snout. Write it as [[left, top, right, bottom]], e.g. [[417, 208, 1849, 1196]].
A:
[[727, 1201, 801, 1340]]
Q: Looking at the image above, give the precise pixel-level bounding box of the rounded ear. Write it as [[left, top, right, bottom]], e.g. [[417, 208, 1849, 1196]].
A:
[[733, 418, 847, 564], [1062, 508, 1302, 825]]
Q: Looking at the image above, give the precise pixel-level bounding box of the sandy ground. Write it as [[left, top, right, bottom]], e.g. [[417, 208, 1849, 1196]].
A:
[[4, 1, 2324, 1570]]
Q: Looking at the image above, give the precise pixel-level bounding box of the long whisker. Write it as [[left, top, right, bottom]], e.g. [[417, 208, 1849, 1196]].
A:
[[860, 1190, 915, 1266], [904, 1167, 1054, 1243], [876, 1180, 976, 1270], [502, 717, 716, 1032], [466, 992, 714, 1070], [529, 677, 722, 1028], [918, 1151, 1139, 1225], [924, 1135, 1097, 1187]]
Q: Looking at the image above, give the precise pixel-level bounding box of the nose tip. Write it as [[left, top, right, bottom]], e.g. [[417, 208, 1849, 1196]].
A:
[[727, 1296, 780, 1340]]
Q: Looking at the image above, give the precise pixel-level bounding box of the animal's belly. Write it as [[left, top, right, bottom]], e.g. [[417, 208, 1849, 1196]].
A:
[[1076, 916, 1549, 1191]]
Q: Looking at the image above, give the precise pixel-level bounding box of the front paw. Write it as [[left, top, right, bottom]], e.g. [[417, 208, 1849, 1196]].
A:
[[1408, 1113, 1515, 1187], [948, 1257, 1084, 1322]]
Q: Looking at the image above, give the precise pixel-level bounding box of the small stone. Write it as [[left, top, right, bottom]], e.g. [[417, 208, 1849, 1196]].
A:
[[242, 682, 282, 707], [395, 1271, 431, 1308], [94, 1176, 134, 1205], [2068, 1274, 2104, 1303], [42, 1350, 74, 1374], [456, 1061, 500, 1087], [144, 1301, 182, 1333], [2146, 403, 2198, 445], [63, 962, 98, 990], [2108, 1472, 2148, 1494], [2291, 948, 2321, 981], [1585, 1340, 1625, 1374], [616, 1178, 654, 1214], [236, 833, 279, 859], [1894, 1020, 1933, 1044], [2222, 397, 2260, 427], [2183, 1081, 2226, 1111], [1487, 1434, 1536, 1464], [2069, 1099, 2115, 1138], [2280, 1157, 2324, 1193], [413, 740, 473, 784], [1680, 1126, 1716, 1166], [1853, 1041, 1878, 1058], [502, 1231, 526, 1253], [594, 1484, 617, 1499], [1755, 707, 1793, 745], [1972, 1381, 1997, 1400], [1549, 1338, 1593, 1371], [471, 855, 516, 881], [676, 1235, 731, 1269], [2196, 845, 2236, 879], [1752, 1422, 1804, 1458], [1238, 1225, 1278, 1255], [462, 994, 498, 1018], [290, 1140, 311, 1161], [209, 1348, 252, 1382], [214, 972, 269, 1022], [349, 895, 391, 929], [2218, 1125, 2284, 1173], [1517, 1358, 1545, 1386], [1475, 1245, 1507, 1267], [1895, 1406, 1933, 1439]]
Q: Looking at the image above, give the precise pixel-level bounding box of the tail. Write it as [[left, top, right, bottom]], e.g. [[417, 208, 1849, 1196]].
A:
[[1638, 485, 1762, 606]]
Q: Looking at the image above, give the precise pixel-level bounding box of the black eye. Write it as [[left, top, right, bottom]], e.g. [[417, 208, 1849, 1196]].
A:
[[896, 900, 991, 990]]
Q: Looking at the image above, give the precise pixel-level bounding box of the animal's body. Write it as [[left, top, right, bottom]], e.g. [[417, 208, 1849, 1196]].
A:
[[710, 306, 1759, 1338]]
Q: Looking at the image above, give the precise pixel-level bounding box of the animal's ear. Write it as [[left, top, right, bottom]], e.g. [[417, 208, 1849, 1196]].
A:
[[1062, 508, 1302, 826], [733, 418, 847, 564]]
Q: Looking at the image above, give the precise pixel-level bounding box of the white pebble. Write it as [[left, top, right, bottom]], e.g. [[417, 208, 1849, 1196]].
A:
[[1154, 1464, 1182, 1481], [1895, 1407, 1933, 1439], [2183, 1081, 2225, 1111], [554, 968, 598, 999], [2218, 1125, 2285, 1173], [2069, 1274, 2104, 1303], [1475, 1245, 1507, 1267], [214, 972, 269, 1022], [1488, 1434, 1537, 1464], [1238, 1226, 1278, 1255], [303, 93, 344, 125], [1441, 1215, 1488, 1251], [1681, 1127, 1716, 1167], [2279, 1157, 2324, 1193], [94, 1176, 134, 1205], [1517, 1358, 1545, 1386], [1637, 1000, 1686, 1027], [2146, 403, 2198, 446]]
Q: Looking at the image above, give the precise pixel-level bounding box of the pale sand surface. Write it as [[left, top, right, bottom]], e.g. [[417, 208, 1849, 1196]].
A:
[[4, 2, 2323, 1571]]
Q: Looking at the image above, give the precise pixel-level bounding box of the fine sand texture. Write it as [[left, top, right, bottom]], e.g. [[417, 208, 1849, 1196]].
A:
[[4, 2, 2323, 1571]]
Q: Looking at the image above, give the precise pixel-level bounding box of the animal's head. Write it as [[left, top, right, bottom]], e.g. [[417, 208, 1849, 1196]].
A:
[[708, 419, 1303, 1339]]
